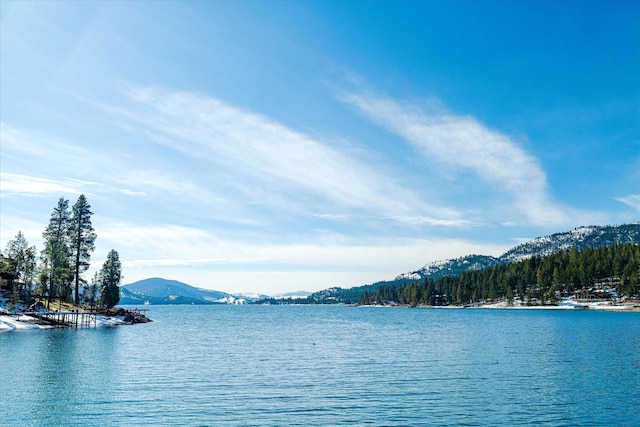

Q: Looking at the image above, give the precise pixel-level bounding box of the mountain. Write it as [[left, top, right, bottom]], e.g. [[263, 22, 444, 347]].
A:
[[272, 291, 312, 300], [122, 225, 640, 305], [306, 223, 640, 303], [119, 278, 235, 305], [396, 254, 502, 282], [397, 224, 640, 283], [499, 223, 640, 263]]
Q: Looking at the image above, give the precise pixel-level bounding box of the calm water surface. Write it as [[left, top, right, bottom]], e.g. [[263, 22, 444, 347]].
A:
[[1, 305, 639, 426]]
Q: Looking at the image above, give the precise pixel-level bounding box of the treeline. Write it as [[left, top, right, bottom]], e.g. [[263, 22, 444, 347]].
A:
[[359, 244, 640, 306], [0, 195, 122, 309]]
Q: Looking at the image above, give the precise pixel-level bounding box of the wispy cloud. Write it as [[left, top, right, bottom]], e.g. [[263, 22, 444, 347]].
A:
[[0, 173, 97, 197], [615, 194, 640, 212], [0, 171, 150, 199], [114, 231, 511, 294], [388, 215, 475, 227], [0, 122, 92, 164], [0, 124, 148, 198], [341, 90, 570, 226], [115, 86, 465, 226], [93, 219, 509, 276]]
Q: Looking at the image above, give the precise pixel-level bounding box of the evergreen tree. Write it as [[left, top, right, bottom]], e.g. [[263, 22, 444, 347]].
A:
[[506, 286, 514, 305], [37, 264, 50, 299], [357, 244, 639, 307], [358, 290, 370, 305], [4, 231, 38, 298], [0, 252, 19, 291], [69, 195, 97, 304], [100, 250, 121, 309], [42, 198, 72, 305], [85, 271, 100, 309]]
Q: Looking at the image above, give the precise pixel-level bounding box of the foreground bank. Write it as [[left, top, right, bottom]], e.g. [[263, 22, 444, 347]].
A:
[[0, 304, 152, 331]]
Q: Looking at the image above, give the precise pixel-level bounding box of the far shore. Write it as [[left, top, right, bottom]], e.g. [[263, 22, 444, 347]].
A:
[[359, 300, 640, 312]]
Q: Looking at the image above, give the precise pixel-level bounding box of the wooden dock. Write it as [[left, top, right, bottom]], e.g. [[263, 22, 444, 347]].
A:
[[10, 307, 151, 328], [22, 311, 101, 328]]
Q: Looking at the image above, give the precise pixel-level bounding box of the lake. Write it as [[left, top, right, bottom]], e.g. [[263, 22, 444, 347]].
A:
[[1, 305, 639, 426]]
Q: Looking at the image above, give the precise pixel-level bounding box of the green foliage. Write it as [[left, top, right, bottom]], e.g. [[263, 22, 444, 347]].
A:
[[100, 250, 122, 309], [5, 195, 123, 310], [360, 244, 639, 306], [84, 272, 100, 309], [4, 231, 38, 296], [69, 194, 97, 304], [42, 198, 73, 304], [7, 289, 20, 312]]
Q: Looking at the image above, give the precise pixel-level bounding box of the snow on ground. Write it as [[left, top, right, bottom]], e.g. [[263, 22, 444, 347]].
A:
[[1, 298, 130, 331], [0, 315, 52, 331], [0, 312, 127, 331], [473, 298, 638, 311]]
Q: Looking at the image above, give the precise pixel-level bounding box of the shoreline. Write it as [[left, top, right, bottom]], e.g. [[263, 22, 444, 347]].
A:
[[358, 301, 640, 312], [0, 305, 152, 332], [3, 301, 638, 331]]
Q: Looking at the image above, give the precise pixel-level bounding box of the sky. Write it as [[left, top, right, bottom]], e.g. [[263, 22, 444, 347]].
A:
[[1, 1, 638, 296]]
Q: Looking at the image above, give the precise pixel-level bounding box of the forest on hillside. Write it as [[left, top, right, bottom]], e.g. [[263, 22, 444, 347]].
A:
[[358, 244, 640, 306]]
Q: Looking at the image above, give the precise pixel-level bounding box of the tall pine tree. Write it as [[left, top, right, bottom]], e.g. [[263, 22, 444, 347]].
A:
[[69, 195, 96, 304], [42, 198, 72, 305], [100, 249, 121, 309]]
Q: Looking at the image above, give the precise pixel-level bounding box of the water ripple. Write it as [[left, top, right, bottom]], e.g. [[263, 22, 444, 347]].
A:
[[2, 306, 639, 426]]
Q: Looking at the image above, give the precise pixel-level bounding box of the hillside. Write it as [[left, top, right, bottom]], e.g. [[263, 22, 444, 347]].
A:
[[304, 223, 640, 304], [396, 255, 502, 282], [399, 224, 640, 283], [500, 224, 640, 262], [119, 278, 236, 305], [361, 243, 639, 307]]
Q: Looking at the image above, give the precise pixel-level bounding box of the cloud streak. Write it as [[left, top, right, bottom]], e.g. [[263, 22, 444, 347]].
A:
[[116, 86, 465, 226], [93, 219, 509, 276], [0, 173, 97, 197], [342, 91, 569, 226], [107, 222, 510, 294], [615, 194, 640, 212]]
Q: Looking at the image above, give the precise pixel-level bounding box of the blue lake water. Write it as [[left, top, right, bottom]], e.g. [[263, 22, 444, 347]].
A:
[[1, 305, 639, 426]]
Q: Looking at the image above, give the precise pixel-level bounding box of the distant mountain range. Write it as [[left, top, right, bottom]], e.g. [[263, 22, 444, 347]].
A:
[[397, 224, 640, 282], [119, 278, 263, 305], [120, 224, 640, 305], [308, 223, 640, 303]]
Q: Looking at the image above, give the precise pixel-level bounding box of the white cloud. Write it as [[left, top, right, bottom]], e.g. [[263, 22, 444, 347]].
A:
[[96, 220, 510, 293], [342, 91, 570, 226], [116, 86, 464, 225], [0, 173, 97, 197], [615, 194, 640, 212], [0, 172, 150, 199], [161, 238, 510, 294], [0, 124, 147, 198], [0, 122, 92, 164], [388, 215, 476, 227]]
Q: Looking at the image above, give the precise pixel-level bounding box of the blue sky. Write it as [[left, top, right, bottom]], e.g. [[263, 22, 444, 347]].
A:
[[1, 1, 638, 295]]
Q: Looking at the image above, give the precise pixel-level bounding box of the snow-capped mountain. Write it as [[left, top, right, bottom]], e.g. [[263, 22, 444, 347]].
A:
[[499, 223, 640, 263], [397, 224, 640, 283], [308, 223, 640, 304], [272, 291, 312, 300], [396, 255, 502, 281]]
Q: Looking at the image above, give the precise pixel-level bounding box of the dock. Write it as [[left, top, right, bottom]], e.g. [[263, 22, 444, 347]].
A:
[[14, 307, 151, 328]]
